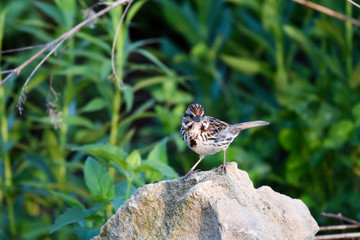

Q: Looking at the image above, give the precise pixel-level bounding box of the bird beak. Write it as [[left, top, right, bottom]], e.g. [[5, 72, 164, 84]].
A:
[[194, 115, 201, 122]]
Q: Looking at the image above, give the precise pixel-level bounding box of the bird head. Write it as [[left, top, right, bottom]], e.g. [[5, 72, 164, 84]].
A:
[[184, 104, 205, 123]]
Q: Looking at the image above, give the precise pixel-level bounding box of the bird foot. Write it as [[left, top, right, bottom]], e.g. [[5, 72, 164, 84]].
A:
[[216, 163, 227, 175], [182, 169, 201, 182]]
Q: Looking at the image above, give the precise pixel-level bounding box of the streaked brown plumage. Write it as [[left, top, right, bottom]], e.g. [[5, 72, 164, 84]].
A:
[[180, 103, 269, 181]]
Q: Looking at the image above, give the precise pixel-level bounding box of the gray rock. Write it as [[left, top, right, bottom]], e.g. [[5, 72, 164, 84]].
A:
[[93, 162, 319, 240]]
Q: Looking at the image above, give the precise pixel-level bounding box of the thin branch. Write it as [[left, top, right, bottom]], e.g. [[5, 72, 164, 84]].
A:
[[347, 0, 360, 9], [16, 37, 68, 114], [0, 0, 131, 87], [0, 69, 15, 75], [0, 43, 48, 54], [320, 212, 360, 225], [48, 30, 79, 102], [315, 232, 360, 240], [111, 0, 133, 87], [291, 0, 360, 27], [319, 224, 360, 231]]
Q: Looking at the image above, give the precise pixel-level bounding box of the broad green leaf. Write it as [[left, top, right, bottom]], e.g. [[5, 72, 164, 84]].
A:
[[73, 144, 127, 166], [139, 160, 178, 179], [50, 207, 93, 233], [126, 150, 141, 170], [84, 157, 115, 202], [147, 138, 168, 163], [324, 120, 355, 149], [79, 98, 107, 113], [50, 191, 84, 208], [139, 138, 178, 181]]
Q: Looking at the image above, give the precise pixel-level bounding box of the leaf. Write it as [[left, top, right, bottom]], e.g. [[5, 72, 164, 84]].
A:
[[221, 54, 269, 75], [126, 150, 141, 170], [50, 191, 84, 208], [79, 98, 107, 113], [33, 2, 63, 26], [125, 0, 148, 24], [147, 138, 168, 163], [76, 31, 111, 52], [134, 49, 172, 75], [84, 157, 115, 202], [160, 1, 199, 44], [140, 160, 178, 179], [324, 120, 355, 149], [50, 207, 93, 233], [61, 116, 96, 129], [123, 84, 134, 112], [138, 139, 179, 181], [73, 144, 127, 167]]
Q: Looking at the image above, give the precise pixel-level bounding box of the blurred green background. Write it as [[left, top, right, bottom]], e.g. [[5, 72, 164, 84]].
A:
[[1, 0, 360, 239]]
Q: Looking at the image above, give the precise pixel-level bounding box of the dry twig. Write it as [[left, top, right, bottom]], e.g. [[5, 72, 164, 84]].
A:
[[315, 212, 360, 240], [320, 212, 360, 225], [347, 0, 360, 9], [291, 0, 360, 27], [0, 0, 131, 87], [111, 0, 133, 87], [319, 224, 360, 231]]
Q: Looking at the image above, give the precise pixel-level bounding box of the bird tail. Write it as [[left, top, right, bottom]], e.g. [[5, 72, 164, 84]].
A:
[[233, 121, 269, 130]]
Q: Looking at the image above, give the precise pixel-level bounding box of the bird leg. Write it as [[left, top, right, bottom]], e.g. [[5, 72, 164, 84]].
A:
[[218, 150, 227, 174], [182, 155, 204, 181]]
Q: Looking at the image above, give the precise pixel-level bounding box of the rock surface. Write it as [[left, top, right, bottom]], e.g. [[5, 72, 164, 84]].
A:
[[93, 162, 319, 240]]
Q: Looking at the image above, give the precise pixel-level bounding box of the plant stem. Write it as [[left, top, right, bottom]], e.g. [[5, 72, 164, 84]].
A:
[[109, 89, 121, 146], [126, 179, 132, 199], [345, 1, 353, 79]]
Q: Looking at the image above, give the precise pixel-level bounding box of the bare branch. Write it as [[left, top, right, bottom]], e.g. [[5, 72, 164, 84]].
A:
[[292, 0, 360, 26], [16, 37, 68, 114], [0, 0, 131, 87], [111, 0, 133, 87], [0, 69, 15, 75], [319, 224, 360, 231], [320, 212, 360, 225], [0, 43, 48, 54], [315, 232, 360, 239], [347, 0, 360, 9], [48, 30, 79, 102]]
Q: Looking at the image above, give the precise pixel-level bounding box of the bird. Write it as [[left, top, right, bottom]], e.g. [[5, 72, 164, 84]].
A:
[[180, 103, 269, 181]]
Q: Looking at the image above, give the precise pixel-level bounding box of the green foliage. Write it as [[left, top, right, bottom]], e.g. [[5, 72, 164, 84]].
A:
[[1, 0, 360, 238], [84, 157, 115, 203]]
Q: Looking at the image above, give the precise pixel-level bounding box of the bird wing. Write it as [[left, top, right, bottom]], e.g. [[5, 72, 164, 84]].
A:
[[206, 116, 229, 136]]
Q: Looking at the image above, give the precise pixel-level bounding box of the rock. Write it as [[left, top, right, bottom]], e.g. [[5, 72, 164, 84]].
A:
[[92, 162, 319, 240]]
